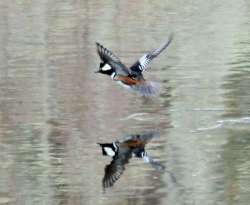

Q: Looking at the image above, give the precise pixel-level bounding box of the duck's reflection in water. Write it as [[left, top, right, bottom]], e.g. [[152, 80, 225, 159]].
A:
[[98, 131, 175, 189]]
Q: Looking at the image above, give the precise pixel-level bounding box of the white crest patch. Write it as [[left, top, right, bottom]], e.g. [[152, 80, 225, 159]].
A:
[[104, 147, 115, 157], [102, 63, 112, 71]]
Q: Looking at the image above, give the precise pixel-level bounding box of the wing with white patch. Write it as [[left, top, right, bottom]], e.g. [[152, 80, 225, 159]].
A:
[[130, 34, 173, 73]]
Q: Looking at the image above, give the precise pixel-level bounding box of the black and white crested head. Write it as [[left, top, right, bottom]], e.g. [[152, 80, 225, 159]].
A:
[[100, 62, 112, 71], [98, 142, 119, 157], [97, 62, 114, 76]]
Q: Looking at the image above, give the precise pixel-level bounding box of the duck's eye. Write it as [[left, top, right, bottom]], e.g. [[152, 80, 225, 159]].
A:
[[101, 63, 112, 71]]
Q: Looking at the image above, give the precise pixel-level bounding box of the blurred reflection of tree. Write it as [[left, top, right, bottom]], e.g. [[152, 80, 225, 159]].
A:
[[221, 36, 250, 204]]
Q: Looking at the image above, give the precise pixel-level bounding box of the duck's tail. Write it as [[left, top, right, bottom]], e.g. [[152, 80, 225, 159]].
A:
[[131, 81, 160, 97]]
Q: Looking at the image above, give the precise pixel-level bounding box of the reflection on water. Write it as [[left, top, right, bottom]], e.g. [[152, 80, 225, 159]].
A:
[[98, 131, 166, 189], [0, 0, 250, 205]]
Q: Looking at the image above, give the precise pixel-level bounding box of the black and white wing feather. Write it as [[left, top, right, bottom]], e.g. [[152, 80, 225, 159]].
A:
[[130, 34, 173, 73], [102, 150, 132, 188], [103, 159, 125, 188], [96, 42, 121, 63], [96, 42, 130, 76]]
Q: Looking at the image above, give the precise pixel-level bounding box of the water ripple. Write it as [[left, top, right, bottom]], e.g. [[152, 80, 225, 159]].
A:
[[192, 116, 250, 132]]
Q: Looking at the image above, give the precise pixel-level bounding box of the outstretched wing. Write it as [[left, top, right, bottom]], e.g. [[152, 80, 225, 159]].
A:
[[102, 150, 132, 188], [96, 42, 131, 76], [96, 42, 122, 63], [130, 34, 173, 73]]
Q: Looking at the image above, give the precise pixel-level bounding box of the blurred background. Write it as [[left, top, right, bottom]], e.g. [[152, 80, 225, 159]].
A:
[[0, 0, 250, 205]]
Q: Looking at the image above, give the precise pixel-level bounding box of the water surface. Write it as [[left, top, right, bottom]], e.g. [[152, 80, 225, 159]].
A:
[[0, 1, 250, 205]]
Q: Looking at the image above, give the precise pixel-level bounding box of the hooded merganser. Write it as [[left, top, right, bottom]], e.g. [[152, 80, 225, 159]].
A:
[[95, 35, 173, 97], [98, 131, 165, 188]]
